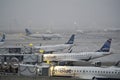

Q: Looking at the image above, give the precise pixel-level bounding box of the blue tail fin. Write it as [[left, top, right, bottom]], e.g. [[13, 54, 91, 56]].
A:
[[97, 38, 112, 52], [25, 28, 32, 36], [65, 34, 75, 44], [0, 33, 5, 42]]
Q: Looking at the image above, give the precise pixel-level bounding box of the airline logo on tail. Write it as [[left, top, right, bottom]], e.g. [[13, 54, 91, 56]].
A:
[[97, 38, 112, 52], [0, 33, 5, 42], [25, 28, 32, 36], [65, 34, 75, 44]]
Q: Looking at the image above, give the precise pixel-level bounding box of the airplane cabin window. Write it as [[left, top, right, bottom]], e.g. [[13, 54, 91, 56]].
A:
[[83, 70, 85, 72], [77, 70, 79, 72], [103, 71, 105, 73], [71, 70, 72, 72], [74, 70, 76, 72]]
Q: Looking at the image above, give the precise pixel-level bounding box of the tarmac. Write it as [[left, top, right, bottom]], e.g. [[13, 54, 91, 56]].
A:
[[0, 75, 84, 80]]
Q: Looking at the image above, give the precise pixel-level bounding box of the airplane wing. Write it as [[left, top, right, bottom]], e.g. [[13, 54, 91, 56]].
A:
[[56, 57, 91, 62], [58, 59, 80, 62], [90, 52, 113, 61]]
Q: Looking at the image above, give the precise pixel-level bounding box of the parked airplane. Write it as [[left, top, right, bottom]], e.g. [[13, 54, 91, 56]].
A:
[[49, 64, 120, 80], [43, 39, 112, 65], [25, 28, 62, 40], [33, 34, 75, 53], [0, 33, 5, 45]]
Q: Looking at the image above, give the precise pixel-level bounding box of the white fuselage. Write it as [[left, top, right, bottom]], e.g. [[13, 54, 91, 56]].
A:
[[49, 66, 120, 79], [0, 42, 4, 46], [43, 52, 110, 61], [29, 33, 61, 39], [34, 44, 73, 53]]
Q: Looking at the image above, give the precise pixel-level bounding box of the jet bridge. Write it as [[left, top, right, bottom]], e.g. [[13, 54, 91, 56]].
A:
[[0, 53, 43, 74]]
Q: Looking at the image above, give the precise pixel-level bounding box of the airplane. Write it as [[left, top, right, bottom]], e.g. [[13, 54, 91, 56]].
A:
[[25, 28, 62, 40], [43, 39, 112, 65], [72, 38, 113, 66], [49, 63, 120, 80], [0, 33, 5, 45], [33, 34, 75, 53]]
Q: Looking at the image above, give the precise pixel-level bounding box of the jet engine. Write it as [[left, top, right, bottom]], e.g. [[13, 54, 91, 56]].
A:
[[91, 61, 102, 67]]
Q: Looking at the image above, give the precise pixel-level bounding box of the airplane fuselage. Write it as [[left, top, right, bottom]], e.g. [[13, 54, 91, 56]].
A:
[[43, 52, 110, 61], [50, 66, 120, 80], [0, 42, 4, 46], [28, 33, 61, 39], [34, 44, 73, 53]]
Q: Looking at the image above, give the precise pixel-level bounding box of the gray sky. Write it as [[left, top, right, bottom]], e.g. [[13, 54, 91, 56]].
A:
[[0, 0, 120, 32]]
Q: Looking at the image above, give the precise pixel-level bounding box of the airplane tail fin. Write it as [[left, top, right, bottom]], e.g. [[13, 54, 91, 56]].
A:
[[0, 33, 5, 42], [65, 34, 75, 44], [25, 28, 32, 36], [97, 38, 112, 52]]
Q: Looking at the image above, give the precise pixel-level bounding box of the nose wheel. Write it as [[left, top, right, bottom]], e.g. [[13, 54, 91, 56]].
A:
[[92, 76, 97, 80]]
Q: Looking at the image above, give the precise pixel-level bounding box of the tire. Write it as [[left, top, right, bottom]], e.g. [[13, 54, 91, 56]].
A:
[[10, 57, 19, 68], [92, 76, 97, 80]]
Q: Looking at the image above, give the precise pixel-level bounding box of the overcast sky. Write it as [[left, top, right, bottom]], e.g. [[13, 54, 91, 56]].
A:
[[0, 0, 120, 32]]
